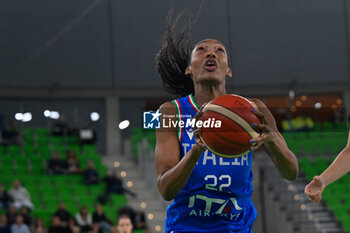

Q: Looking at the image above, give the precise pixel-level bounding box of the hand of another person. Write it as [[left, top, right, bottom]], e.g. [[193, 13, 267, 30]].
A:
[[304, 176, 325, 203]]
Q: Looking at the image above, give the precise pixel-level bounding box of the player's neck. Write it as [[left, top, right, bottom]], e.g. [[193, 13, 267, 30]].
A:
[[193, 83, 226, 107]]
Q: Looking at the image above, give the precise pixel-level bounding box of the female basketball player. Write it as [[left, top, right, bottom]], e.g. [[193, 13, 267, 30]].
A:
[[155, 13, 298, 233], [305, 131, 350, 203]]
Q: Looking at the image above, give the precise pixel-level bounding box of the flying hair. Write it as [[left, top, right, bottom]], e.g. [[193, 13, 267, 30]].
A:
[[155, 3, 205, 98]]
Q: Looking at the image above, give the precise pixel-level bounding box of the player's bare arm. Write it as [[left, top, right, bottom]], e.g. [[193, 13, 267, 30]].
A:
[[250, 98, 299, 181], [305, 131, 350, 203], [155, 101, 206, 201]]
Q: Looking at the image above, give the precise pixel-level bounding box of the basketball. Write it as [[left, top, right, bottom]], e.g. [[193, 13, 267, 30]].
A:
[[199, 94, 262, 158]]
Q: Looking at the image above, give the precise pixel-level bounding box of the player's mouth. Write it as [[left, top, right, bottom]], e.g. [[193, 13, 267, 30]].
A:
[[204, 59, 217, 71]]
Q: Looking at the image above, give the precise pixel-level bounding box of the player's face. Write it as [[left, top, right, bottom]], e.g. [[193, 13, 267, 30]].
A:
[[117, 218, 133, 233], [186, 39, 232, 84]]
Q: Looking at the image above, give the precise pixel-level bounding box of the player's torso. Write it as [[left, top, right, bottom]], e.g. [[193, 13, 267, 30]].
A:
[[166, 94, 256, 233]]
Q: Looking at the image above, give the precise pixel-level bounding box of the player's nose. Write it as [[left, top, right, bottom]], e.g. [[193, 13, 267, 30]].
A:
[[206, 52, 216, 58], [206, 48, 216, 58]]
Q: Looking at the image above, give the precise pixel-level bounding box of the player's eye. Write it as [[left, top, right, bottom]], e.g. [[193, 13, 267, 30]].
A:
[[196, 47, 205, 51], [217, 47, 225, 53]]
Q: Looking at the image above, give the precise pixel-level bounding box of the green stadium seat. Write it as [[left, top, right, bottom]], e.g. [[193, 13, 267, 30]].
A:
[[313, 157, 328, 170], [70, 185, 89, 195], [82, 145, 96, 155], [92, 183, 106, 192], [37, 136, 49, 145], [68, 175, 83, 185], [42, 193, 58, 205], [7, 145, 20, 156], [294, 132, 309, 140], [0, 156, 13, 166], [37, 146, 51, 158], [37, 176, 54, 187], [77, 196, 95, 209], [67, 136, 80, 145], [14, 164, 29, 175], [30, 192, 43, 205], [22, 177, 38, 187], [51, 137, 64, 146], [26, 178, 38, 187], [27, 190, 43, 201], [132, 128, 143, 135], [104, 208, 117, 223], [88, 154, 102, 164], [313, 138, 329, 154], [89, 188, 103, 198], [1, 167, 14, 178], [0, 176, 7, 185], [67, 145, 80, 154], [13, 154, 27, 164], [78, 157, 89, 168], [282, 132, 295, 142], [0, 146, 5, 156], [2, 128, 126, 227], [23, 145, 36, 156], [30, 157, 44, 166], [332, 205, 349, 220], [133, 230, 147, 233], [329, 140, 343, 155], [44, 201, 60, 212], [300, 140, 315, 155], [340, 215, 350, 232], [109, 194, 127, 209], [35, 128, 49, 134], [313, 122, 322, 131], [64, 201, 79, 214], [322, 122, 336, 132], [52, 176, 69, 186], [22, 128, 34, 135], [23, 135, 34, 145], [287, 141, 301, 155], [52, 146, 67, 158], [298, 157, 312, 169], [339, 176, 350, 192], [57, 190, 73, 200], [87, 183, 106, 197], [33, 209, 52, 226], [334, 122, 346, 131], [301, 165, 318, 181], [340, 196, 350, 207], [31, 164, 46, 175], [96, 165, 107, 177]]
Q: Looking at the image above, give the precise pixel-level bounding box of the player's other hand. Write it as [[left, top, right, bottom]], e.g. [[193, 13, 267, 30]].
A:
[[304, 176, 325, 203], [250, 108, 275, 150]]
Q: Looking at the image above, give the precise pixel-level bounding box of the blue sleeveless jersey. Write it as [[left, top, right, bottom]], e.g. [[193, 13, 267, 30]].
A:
[[165, 94, 257, 233]]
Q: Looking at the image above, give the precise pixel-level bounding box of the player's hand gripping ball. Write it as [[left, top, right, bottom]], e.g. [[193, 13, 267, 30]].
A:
[[198, 94, 261, 158]]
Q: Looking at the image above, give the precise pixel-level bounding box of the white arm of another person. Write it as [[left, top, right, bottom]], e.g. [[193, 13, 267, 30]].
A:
[[305, 131, 350, 203]]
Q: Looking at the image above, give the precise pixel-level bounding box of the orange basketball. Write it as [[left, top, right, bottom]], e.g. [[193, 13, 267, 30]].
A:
[[199, 94, 262, 158]]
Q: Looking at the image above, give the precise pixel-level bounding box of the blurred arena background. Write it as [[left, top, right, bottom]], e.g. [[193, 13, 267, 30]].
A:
[[1, 0, 350, 232]]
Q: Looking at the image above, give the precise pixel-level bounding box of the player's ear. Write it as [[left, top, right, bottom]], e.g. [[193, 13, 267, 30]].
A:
[[185, 65, 192, 76], [226, 67, 232, 78]]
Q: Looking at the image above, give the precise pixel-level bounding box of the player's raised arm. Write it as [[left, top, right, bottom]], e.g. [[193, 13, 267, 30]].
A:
[[155, 101, 206, 201], [250, 98, 299, 181], [305, 131, 350, 203]]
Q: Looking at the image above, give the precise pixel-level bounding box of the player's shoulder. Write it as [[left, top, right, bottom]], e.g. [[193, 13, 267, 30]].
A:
[[159, 101, 177, 117]]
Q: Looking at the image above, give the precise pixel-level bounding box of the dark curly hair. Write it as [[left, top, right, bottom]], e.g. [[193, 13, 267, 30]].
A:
[[155, 9, 196, 98]]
